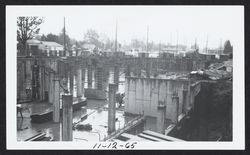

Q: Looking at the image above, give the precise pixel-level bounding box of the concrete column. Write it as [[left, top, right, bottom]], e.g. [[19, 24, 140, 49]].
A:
[[44, 69, 49, 101], [53, 76, 60, 123], [172, 92, 179, 124], [182, 88, 188, 114], [156, 107, 166, 134], [82, 67, 85, 93], [76, 67, 82, 97], [39, 66, 45, 100], [126, 65, 131, 77], [146, 59, 151, 78], [62, 94, 73, 141], [108, 83, 116, 133], [48, 71, 55, 104], [96, 66, 103, 90], [114, 65, 119, 91], [69, 67, 74, 95], [87, 65, 92, 88]]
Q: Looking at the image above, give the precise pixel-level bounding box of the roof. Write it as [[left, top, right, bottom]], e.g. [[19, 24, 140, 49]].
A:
[[41, 41, 63, 47], [26, 39, 63, 47], [26, 39, 42, 44]]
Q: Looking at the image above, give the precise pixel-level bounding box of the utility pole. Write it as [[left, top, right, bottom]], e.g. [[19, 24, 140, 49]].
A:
[[176, 30, 179, 54], [206, 35, 208, 54], [115, 19, 118, 52], [63, 17, 66, 56], [194, 37, 197, 50], [146, 25, 149, 53]]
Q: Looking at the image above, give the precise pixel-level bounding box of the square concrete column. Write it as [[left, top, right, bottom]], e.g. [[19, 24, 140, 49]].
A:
[[48, 71, 55, 104], [87, 65, 92, 88], [96, 66, 103, 90], [62, 94, 73, 141], [82, 67, 85, 93], [156, 105, 166, 134], [69, 68, 74, 95], [76, 67, 82, 97], [108, 83, 116, 133], [114, 65, 119, 91], [53, 76, 60, 123], [172, 92, 179, 124], [39, 66, 45, 100], [182, 88, 188, 114], [146, 60, 151, 78]]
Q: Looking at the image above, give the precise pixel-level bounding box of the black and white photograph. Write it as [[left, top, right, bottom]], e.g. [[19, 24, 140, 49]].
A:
[[6, 5, 244, 150]]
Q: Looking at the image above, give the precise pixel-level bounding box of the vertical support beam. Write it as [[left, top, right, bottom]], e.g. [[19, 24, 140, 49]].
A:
[[82, 67, 85, 93], [49, 71, 55, 104], [76, 66, 82, 97], [62, 94, 73, 141], [156, 106, 166, 134], [96, 66, 103, 90], [114, 65, 119, 91], [146, 58, 151, 78], [53, 76, 60, 123], [108, 83, 116, 133], [39, 66, 45, 100], [172, 92, 179, 124], [69, 66, 74, 95], [126, 65, 131, 77], [87, 65, 92, 88], [182, 88, 188, 114]]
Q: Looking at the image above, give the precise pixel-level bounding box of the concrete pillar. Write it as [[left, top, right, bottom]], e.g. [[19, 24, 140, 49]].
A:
[[96, 66, 103, 90], [82, 67, 85, 93], [108, 83, 116, 133], [182, 88, 188, 114], [126, 65, 131, 77], [76, 67, 82, 97], [48, 71, 55, 104], [62, 94, 73, 141], [53, 76, 60, 123], [156, 107, 166, 134], [87, 65, 92, 88], [69, 67, 74, 95], [146, 59, 151, 78], [172, 92, 179, 124], [39, 66, 45, 100], [114, 65, 119, 91]]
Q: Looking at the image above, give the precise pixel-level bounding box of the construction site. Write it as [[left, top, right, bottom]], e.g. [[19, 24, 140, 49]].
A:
[[16, 50, 232, 142], [15, 10, 234, 142]]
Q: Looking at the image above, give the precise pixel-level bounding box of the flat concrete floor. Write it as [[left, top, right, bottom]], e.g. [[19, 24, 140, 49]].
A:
[[17, 99, 134, 142]]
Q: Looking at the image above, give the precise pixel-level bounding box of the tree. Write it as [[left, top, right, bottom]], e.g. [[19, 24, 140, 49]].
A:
[[17, 17, 44, 55], [45, 33, 59, 42], [84, 29, 102, 48], [223, 40, 233, 54]]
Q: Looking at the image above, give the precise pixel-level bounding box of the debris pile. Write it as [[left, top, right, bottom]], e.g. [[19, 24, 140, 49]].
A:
[[190, 60, 232, 80]]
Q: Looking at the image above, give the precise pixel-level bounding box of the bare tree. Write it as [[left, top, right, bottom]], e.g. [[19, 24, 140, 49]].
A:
[[17, 17, 44, 55]]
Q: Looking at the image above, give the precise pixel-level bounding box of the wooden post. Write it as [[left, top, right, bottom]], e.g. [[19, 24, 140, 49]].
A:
[[53, 76, 60, 123], [108, 83, 116, 133], [62, 94, 73, 141]]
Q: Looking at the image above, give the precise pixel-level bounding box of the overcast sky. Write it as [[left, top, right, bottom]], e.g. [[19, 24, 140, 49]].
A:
[[16, 6, 243, 48]]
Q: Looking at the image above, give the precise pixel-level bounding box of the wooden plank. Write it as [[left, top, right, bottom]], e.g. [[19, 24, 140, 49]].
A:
[[143, 130, 185, 142]]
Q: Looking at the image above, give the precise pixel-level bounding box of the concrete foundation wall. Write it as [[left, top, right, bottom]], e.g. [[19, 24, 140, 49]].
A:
[[125, 77, 190, 123]]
